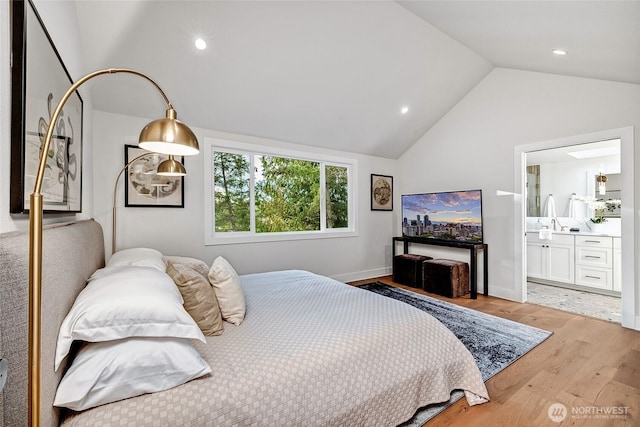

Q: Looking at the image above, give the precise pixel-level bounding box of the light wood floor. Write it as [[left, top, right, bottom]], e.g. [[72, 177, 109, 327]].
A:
[[349, 276, 640, 426]]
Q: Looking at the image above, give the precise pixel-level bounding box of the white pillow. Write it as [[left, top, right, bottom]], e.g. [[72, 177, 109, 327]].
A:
[[208, 256, 246, 326], [54, 337, 211, 411], [107, 247, 166, 272], [163, 255, 210, 278], [55, 266, 205, 371]]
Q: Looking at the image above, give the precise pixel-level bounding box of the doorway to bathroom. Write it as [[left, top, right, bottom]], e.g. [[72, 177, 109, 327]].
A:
[[524, 139, 621, 322], [514, 127, 636, 329]]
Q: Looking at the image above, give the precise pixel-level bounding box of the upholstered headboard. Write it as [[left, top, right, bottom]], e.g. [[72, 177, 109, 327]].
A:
[[0, 220, 105, 427]]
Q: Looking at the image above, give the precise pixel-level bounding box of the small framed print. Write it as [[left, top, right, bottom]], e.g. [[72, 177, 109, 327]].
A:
[[124, 145, 184, 208], [371, 174, 393, 211]]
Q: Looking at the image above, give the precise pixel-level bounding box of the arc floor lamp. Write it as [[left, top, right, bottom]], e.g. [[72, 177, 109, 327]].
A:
[[28, 68, 199, 426]]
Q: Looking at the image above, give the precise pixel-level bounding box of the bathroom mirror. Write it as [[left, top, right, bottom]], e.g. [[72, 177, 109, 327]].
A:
[[525, 138, 620, 219]]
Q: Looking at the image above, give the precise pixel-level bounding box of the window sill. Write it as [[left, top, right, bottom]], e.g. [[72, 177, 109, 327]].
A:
[[205, 229, 358, 246]]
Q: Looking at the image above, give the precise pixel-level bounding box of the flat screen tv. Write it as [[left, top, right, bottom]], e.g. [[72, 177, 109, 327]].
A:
[[402, 190, 483, 243]]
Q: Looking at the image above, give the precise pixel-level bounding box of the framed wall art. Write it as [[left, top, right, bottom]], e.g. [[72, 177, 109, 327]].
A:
[[10, 0, 83, 213], [125, 145, 185, 208], [371, 174, 393, 211]]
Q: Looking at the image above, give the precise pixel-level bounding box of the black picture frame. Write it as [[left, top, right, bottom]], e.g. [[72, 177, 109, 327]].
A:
[[10, 0, 84, 214], [371, 174, 393, 211], [124, 145, 185, 208]]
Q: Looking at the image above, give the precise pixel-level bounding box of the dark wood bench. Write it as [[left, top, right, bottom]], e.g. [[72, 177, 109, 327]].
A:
[[393, 254, 433, 288], [423, 259, 469, 298]]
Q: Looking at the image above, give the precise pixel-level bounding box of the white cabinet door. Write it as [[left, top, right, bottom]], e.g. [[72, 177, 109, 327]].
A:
[[526, 236, 574, 284], [547, 243, 575, 284], [527, 243, 545, 279]]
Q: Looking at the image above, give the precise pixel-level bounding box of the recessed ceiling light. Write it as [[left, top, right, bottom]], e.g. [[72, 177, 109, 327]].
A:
[[401, 106, 409, 114], [552, 49, 567, 56], [195, 38, 207, 50]]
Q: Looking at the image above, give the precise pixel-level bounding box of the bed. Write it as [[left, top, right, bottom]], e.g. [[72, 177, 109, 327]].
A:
[[0, 220, 488, 426]]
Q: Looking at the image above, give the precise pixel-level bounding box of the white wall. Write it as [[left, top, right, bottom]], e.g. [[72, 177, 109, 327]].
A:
[[397, 68, 640, 307], [92, 111, 397, 282], [0, 0, 92, 233]]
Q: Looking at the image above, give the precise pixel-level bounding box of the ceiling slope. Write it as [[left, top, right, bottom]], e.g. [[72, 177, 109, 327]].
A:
[[74, 0, 493, 159], [398, 0, 640, 85], [74, 1, 639, 159]]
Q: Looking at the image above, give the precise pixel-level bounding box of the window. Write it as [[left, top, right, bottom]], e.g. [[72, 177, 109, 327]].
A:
[[205, 138, 357, 244], [213, 152, 250, 232]]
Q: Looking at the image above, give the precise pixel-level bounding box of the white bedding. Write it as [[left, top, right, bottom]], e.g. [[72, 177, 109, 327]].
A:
[[62, 270, 488, 426]]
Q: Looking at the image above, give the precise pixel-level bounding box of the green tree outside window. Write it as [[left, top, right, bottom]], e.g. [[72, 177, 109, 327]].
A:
[[213, 152, 250, 232], [213, 150, 350, 234]]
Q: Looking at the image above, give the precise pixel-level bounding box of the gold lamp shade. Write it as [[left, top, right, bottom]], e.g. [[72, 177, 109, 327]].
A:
[[157, 155, 187, 176], [139, 108, 199, 156]]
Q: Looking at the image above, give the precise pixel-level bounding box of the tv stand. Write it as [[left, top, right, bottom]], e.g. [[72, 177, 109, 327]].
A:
[[392, 236, 488, 299]]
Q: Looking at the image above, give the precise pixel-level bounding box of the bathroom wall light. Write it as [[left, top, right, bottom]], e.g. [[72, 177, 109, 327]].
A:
[[596, 171, 607, 195]]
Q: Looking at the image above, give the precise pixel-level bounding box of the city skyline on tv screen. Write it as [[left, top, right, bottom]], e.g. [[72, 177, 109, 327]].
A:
[[402, 190, 483, 243]]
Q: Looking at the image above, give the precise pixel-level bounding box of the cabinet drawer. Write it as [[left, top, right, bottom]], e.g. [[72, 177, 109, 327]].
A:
[[575, 266, 612, 290], [576, 247, 613, 268], [576, 236, 612, 248], [527, 233, 574, 245]]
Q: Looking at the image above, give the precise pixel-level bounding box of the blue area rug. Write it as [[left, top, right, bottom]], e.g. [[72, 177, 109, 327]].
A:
[[357, 282, 552, 426]]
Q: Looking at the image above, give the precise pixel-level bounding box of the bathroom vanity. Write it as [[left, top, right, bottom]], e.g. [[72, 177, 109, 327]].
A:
[[527, 231, 621, 294]]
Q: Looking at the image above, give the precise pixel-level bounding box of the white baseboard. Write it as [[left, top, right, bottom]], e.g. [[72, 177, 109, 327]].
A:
[[487, 286, 520, 302], [621, 314, 640, 331], [331, 267, 391, 283]]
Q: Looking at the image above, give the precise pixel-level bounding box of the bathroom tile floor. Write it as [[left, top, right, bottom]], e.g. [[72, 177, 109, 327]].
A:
[[527, 282, 621, 324]]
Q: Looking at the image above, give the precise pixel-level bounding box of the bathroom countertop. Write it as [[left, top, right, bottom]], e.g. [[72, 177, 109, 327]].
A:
[[527, 229, 621, 238]]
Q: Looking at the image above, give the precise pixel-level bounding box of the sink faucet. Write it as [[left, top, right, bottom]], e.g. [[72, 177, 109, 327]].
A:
[[550, 218, 562, 231]]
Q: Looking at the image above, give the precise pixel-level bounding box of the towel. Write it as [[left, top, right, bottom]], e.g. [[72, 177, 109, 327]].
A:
[[564, 193, 576, 217], [565, 199, 575, 217], [544, 194, 556, 218], [539, 229, 553, 240]]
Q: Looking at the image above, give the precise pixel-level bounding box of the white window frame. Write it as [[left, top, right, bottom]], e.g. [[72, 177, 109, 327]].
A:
[[204, 137, 358, 245]]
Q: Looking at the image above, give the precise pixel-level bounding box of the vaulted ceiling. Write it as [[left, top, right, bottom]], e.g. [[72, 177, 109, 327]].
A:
[[74, 1, 640, 159]]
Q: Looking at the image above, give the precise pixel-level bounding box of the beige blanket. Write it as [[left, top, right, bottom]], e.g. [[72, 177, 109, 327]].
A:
[[63, 270, 488, 426]]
